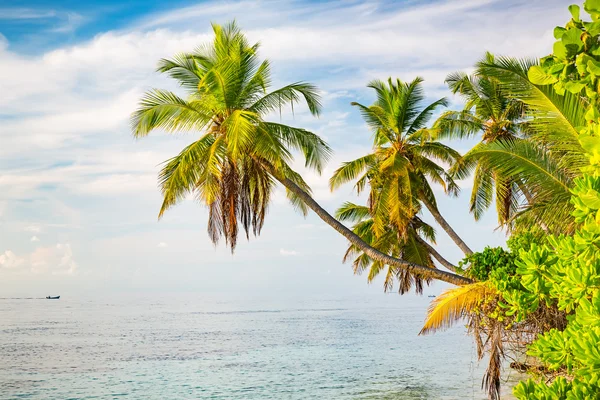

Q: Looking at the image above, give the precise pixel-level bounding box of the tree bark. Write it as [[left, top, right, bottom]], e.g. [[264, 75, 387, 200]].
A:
[[416, 237, 458, 272], [421, 198, 473, 256], [271, 171, 472, 286]]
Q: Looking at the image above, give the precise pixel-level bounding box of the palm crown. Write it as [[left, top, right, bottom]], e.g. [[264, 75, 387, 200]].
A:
[[330, 77, 461, 242], [131, 22, 331, 250], [435, 54, 528, 225], [437, 54, 585, 232]]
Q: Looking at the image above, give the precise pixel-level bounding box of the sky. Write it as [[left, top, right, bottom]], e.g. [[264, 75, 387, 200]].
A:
[[0, 0, 571, 297]]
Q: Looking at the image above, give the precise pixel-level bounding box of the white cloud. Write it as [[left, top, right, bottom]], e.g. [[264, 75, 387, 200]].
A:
[[158, 242, 168, 248], [30, 236, 40, 242], [30, 243, 78, 275], [0, 250, 24, 268], [280, 248, 298, 256], [0, 243, 78, 276]]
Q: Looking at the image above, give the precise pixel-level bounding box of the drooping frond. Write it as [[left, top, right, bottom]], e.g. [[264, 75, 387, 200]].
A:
[[434, 110, 484, 140], [459, 139, 574, 231], [469, 163, 495, 221], [262, 122, 332, 173], [420, 282, 496, 335], [329, 154, 378, 191], [335, 202, 371, 222], [250, 82, 322, 117], [131, 90, 214, 137], [158, 134, 218, 218], [337, 200, 442, 295]]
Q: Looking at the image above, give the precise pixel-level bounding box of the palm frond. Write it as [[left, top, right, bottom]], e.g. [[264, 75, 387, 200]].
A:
[[250, 82, 322, 117], [435, 110, 484, 140], [329, 153, 377, 191], [157, 134, 217, 218], [476, 56, 584, 151], [156, 53, 206, 91], [420, 282, 496, 335], [407, 97, 449, 135], [335, 202, 371, 222], [262, 122, 332, 173], [131, 90, 213, 137]]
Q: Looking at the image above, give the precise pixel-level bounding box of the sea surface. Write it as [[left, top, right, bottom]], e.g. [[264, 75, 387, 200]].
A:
[[0, 293, 518, 399]]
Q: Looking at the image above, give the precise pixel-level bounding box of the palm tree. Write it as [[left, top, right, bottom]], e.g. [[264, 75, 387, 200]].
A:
[[337, 202, 457, 294], [437, 53, 585, 233], [476, 55, 586, 233], [330, 78, 473, 256], [435, 53, 527, 225], [131, 22, 471, 286]]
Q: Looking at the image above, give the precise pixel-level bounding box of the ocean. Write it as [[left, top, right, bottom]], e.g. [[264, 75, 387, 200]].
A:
[[0, 293, 516, 399]]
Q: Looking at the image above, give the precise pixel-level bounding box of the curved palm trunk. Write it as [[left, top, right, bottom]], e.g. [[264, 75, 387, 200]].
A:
[[422, 198, 473, 256], [416, 238, 457, 272], [271, 172, 472, 286]]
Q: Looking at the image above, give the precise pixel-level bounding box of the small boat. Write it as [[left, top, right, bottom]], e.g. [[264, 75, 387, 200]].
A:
[[427, 295, 436, 298], [46, 296, 60, 299]]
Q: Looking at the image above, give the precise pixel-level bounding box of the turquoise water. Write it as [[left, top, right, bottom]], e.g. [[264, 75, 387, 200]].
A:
[[0, 294, 507, 399]]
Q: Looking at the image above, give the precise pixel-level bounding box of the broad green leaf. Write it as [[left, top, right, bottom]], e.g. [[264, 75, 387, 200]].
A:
[[549, 63, 565, 74], [585, 0, 600, 15], [554, 26, 567, 39], [562, 27, 583, 57], [576, 53, 594, 75], [554, 81, 566, 95], [569, 4, 581, 21], [528, 65, 559, 85], [587, 59, 600, 75], [585, 105, 600, 121], [579, 190, 600, 209], [553, 40, 568, 60], [579, 134, 600, 154], [565, 81, 586, 93], [584, 21, 600, 36]]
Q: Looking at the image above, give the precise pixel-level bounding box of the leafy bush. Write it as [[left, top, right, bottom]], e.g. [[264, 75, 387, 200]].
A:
[[509, 1, 600, 397], [459, 246, 517, 281]]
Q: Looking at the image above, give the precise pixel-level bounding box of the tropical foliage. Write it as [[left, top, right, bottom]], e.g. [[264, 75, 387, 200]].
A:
[[475, 55, 586, 234], [438, 54, 586, 233], [420, 2, 600, 398], [436, 54, 527, 226], [510, 2, 600, 397]]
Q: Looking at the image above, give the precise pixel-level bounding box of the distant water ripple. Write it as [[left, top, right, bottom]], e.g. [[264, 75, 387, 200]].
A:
[[0, 294, 509, 399]]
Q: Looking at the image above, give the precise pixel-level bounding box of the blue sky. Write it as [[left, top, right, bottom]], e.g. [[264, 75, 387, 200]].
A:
[[0, 0, 569, 296]]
